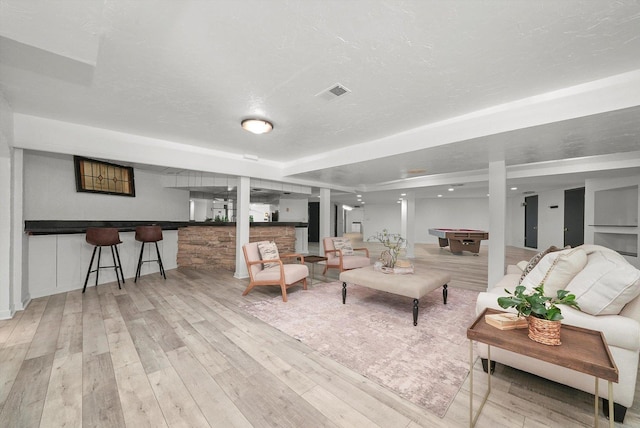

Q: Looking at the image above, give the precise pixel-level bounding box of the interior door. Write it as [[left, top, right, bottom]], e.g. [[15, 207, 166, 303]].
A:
[[524, 195, 538, 249], [308, 202, 319, 242], [564, 187, 585, 248]]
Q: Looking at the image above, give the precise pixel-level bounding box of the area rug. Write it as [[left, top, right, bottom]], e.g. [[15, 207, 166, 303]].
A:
[[239, 282, 480, 418]]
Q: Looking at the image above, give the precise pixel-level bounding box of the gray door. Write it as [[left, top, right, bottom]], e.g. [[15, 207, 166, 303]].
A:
[[524, 195, 538, 248], [308, 202, 320, 242], [564, 187, 585, 248]]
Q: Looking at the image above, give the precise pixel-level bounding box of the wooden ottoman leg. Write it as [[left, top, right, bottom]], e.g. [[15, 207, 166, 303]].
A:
[[413, 299, 419, 326], [443, 284, 448, 304], [342, 282, 347, 304]]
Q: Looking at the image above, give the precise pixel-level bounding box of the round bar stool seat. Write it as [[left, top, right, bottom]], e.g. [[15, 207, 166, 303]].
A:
[[134, 225, 167, 282], [83, 227, 125, 293]]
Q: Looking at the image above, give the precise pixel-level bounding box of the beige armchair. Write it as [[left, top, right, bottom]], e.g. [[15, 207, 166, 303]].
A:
[[242, 241, 309, 302], [322, 237, 371, 274]]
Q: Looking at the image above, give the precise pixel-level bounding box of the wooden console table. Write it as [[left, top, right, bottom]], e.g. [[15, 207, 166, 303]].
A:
[[467, 308, 618, 428]]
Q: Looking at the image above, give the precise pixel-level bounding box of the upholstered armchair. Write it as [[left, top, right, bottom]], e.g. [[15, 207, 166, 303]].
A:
[[322, 237, 371, 274], [242, 241, 309, 302]]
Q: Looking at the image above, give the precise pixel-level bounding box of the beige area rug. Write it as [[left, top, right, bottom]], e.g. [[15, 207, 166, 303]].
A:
[[240, 282, 480, 417]]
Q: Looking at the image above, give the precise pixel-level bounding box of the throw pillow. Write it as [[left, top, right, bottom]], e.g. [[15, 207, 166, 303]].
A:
[[258, 241, 280, 269], [520, 247, 587, 296], [565, 250, 640, 315], [519, 245, 560, 284], [332, 238, 354, 256]]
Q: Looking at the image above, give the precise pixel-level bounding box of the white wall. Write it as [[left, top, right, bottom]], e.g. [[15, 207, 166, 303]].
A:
[[585, 175, 640, 268], [278, 198, 308, 222], [249, 203, 271, 222], [506, 186, 592, 252], [362, 203, 402, 241], [346, 207, 365, 234], [506, 196, 525, 248], [0, 156, 12, 318], [192, 198, 210, 221], [415, 198, 490, 244], [536, 189, 567, 249], [24, 152, 189, 221], [0, 91, 14, 319]]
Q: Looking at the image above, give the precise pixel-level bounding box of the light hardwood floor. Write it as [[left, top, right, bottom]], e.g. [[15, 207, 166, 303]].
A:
[[0, 244, 638, 427]]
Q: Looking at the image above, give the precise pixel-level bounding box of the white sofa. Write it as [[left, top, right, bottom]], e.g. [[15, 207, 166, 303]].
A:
[[475, 245, 640, 422]]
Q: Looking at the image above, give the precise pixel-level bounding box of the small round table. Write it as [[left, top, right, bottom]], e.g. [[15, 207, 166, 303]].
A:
[[302, 255, 328, 284]]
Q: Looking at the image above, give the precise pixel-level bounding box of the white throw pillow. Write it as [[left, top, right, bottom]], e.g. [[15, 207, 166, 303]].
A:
[[258, 241, 280, 269], [519, 245, 560, 284], [520, 247, 587, 296], [565, 250, 640, 315], [332, 238, 354, 256]]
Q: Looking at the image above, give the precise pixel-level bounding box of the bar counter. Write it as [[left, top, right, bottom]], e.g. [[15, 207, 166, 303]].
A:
[[24, 220, 308, 235], [25, 221, 308, 296]]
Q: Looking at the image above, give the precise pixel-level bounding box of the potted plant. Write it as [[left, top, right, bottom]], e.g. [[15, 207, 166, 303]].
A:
[[497, 284, 580, 345]]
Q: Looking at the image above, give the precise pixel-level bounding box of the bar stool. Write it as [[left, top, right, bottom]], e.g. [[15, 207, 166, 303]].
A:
[[134, 225, 166, 282], [83, 227, 125, 293]]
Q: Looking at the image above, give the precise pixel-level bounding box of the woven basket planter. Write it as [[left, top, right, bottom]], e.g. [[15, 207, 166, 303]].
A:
[[527, 316, 562, 346]]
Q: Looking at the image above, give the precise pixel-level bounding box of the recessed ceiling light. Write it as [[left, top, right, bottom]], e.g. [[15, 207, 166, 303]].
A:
[[437, 194, 443, 197], [241, 119, 273, 134], [357, 194, 362, 197], [511, 187, 518, 190], [407, 168, 427, 175], [448, 188, 454, 192]]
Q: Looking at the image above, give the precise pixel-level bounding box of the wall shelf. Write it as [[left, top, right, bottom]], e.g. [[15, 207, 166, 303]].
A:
[[593, 185, 638, 227], [594, 232, 638, 258]]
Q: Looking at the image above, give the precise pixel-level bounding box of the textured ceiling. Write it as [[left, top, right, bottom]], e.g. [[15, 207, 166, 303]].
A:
[[1, 0, 640, 204]]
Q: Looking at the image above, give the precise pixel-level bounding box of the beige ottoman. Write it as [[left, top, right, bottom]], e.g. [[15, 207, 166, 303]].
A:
[[339, 265, 451, 326]]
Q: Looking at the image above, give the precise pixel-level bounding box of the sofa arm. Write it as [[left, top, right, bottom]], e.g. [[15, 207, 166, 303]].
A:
[[506, 264, 523, 275]]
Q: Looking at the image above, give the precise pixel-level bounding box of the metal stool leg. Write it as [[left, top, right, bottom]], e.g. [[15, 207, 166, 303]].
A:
[[95, 247, 102, 287], [110, 245, 121, 289], [83, 246, 98, 293], [135, 242, 145, 283], [154, 242, 166, 279], [114, 244, 125, 284]]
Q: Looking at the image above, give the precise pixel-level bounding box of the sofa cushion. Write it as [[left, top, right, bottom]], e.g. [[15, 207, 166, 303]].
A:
[[519, 245, 560, 284], [515, 261, 528, 272], [258, 241, 280, 269], [332, 238, 354, 256], [565, 250, 640, 316], [520, 247, 587, 296]]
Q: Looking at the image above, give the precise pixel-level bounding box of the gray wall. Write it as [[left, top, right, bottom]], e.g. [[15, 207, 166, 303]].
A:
[[24, 152, 189, 221]]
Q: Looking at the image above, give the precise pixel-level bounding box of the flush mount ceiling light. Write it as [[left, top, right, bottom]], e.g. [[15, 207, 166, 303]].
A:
[[241, 119, 273, 134]]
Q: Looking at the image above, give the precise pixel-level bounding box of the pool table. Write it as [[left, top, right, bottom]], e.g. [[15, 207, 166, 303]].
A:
[[428, 228, 489, 255]]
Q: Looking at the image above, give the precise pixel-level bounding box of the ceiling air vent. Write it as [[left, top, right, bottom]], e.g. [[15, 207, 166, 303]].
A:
[[316, 83, 352, 101]]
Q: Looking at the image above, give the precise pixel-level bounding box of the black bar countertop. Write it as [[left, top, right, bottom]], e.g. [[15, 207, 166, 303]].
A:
[[24, 220, 308, 235]]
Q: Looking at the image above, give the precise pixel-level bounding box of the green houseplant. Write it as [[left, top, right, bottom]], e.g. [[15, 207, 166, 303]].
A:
[[497, 284, 579, 321], [498, 284, 580, 345]]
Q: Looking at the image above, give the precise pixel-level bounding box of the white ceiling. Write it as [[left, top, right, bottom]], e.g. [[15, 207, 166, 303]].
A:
[[1, 0, 640, 205]]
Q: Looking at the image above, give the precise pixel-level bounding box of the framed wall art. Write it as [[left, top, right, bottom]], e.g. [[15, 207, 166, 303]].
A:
[[74, 156, 135, 197]]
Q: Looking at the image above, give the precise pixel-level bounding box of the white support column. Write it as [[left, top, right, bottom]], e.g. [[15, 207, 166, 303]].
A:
[[234, 176, 250, 279], [11, 148, 27, 313], [0, 155, 12, 319], [488, 160, 507, 289], [401, 192, 416, 259], [319, 188, 331, 255]]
